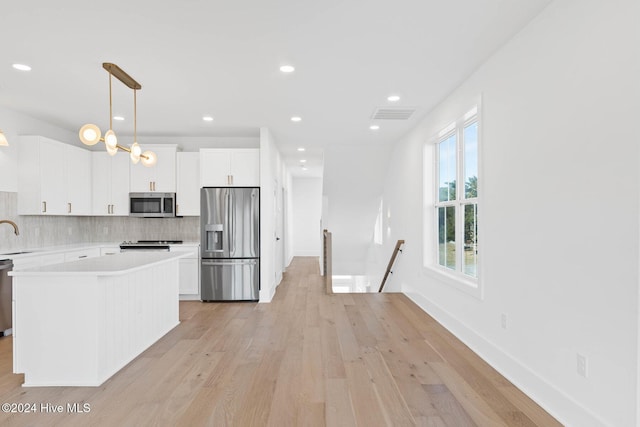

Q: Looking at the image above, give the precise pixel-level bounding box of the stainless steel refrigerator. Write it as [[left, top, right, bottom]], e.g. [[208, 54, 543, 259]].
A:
[[200, 187, 260, 301]]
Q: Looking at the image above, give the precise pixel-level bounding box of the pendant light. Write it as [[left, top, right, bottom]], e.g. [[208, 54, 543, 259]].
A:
[[79, 63, 156, 167], [0, 130, 9, 146]]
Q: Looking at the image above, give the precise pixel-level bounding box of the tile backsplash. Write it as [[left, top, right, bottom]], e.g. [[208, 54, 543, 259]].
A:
[[0, 192, 199, 253]]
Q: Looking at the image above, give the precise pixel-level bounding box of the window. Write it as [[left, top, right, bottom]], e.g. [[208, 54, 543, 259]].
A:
[[435, 106, 479, 279], [373, 199, 383, 245]]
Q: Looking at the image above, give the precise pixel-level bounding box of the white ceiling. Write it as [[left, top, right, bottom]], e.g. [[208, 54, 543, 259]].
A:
[[0, 0, 551, 178]]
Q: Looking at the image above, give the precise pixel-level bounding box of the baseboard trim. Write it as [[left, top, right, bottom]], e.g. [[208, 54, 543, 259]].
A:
[[402, 284, 609, 427]]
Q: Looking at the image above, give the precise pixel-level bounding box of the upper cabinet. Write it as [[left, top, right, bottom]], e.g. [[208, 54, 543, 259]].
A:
[[200, 149, 260, 187], [130, 145, 178, 193], [91, 152, 130, 216], [176, 152, 200, 216], [18, 136, 91, 215]]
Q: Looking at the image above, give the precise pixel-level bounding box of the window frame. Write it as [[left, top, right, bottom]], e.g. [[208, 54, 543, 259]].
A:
[[423, 103, 482, 299]]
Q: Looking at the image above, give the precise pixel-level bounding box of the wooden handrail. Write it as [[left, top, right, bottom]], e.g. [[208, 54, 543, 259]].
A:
[[378, 240, 405, 292], [323, 229, 333, 294]]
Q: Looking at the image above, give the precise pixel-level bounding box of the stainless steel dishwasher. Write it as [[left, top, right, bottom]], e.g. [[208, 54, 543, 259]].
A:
[[0, 259, 12, 336]]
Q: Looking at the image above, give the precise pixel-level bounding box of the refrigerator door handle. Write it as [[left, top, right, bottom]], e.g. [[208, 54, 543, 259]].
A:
[[201, 259, 257, 266], [229, 190, 236, 255]]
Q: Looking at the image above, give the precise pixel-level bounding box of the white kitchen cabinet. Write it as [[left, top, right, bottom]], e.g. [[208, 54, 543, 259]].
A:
[[200, 149, 260, 187], [92, 152, 130, 215], [171, 245, 200, 299], [65, 145, 91, 215], [19, 136, 92, 215], [129, 145, 178, 193], [176, 152, 200, 216]]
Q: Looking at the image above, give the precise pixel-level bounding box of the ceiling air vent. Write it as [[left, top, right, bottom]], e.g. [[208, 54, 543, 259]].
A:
[[371, 107, 417, 120]]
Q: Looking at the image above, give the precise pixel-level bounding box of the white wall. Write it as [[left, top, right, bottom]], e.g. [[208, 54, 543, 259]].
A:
[[259, 127, 288, 302], [322, 144, 393, 274], [368, 0, 640, 425], [291, 177, 323, 256]]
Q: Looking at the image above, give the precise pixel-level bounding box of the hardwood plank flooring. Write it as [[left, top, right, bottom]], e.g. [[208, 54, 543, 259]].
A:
[[0, 256, 561, 426]]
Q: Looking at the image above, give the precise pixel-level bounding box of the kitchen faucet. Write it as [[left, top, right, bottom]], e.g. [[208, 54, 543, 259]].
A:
[[0, 220, 19, 236]]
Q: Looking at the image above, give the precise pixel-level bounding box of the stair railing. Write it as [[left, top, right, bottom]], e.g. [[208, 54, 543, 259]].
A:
[[323, 229, 333, 294], [378, 240, 405, 292]]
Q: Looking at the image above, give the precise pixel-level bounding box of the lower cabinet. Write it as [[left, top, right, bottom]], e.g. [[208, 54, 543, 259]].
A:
[[171, 245, 200, 299], [179, 258, 199, 297]]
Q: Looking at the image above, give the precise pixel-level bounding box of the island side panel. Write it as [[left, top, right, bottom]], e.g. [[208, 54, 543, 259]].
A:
[[13, 257, 181, 387], [13, 275, 100, 386], [97, 259, 180, 382]]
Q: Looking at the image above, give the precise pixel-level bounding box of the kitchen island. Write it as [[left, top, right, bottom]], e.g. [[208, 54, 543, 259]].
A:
[[10, 251, 187, 387]]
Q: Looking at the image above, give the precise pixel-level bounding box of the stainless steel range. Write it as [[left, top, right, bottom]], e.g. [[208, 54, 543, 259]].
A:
[[119, 240, 183, 252]]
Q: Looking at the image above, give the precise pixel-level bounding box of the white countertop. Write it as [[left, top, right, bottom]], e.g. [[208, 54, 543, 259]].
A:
[[10, 251, 189, 277], [0, 241, 199, 259]]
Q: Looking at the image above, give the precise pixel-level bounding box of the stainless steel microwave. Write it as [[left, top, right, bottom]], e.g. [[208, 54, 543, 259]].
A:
[[129, 193, 176, 217]]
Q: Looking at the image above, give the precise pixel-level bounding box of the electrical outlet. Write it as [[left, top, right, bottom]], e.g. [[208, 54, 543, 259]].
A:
[[501, 313, 508, 329], [577, 353, 588, 378]]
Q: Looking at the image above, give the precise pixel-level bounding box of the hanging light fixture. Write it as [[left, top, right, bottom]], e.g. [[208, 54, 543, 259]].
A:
[[0, 130, 8, 146], [79, 63, 156, 166]]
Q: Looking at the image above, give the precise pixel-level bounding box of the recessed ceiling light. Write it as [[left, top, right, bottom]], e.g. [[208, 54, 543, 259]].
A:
[[301, 166, 308, 170], [297, 147, 305, 152], [370, 125, 380, 130], [12, 63, 31, 71], [113, 116, 125, 121], [280, 65, 295, 73], [387, 95, 400, 102], [291, 116, 302, 122], [203, 116, 214, 122], [300, 159, 307, 163]]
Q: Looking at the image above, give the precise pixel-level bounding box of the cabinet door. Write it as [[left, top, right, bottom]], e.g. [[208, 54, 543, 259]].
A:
[[129, 145, 177, 192], [200, 149, 231, 186], [152, 147, 177, 192], [230, 149, 260, 186], [66, 145, 91, 215], [179, 257, 199, 295], [110, 154, 131, 215], [91, 153, 112, 215], [177, 152, 200, 216], [39, 138, 66, 215], [129, 159, 156, 192]]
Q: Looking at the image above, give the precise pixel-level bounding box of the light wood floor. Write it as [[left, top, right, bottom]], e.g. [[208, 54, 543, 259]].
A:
[[0, 257, 560, 426]]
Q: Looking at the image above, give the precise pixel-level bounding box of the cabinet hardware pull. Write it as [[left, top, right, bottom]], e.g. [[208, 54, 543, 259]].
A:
[[78, 255, 87, 259], [42, 201, 47, 213], [68, 203, 72, 213]]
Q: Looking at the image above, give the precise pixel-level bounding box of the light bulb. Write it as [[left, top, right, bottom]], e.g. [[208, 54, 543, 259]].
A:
[[79, 124, 101, 145], [104, 130, 117, 150], [0, 130, 8, 146], [130, 142, 141, 164], [141, 150, 157, 167]]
